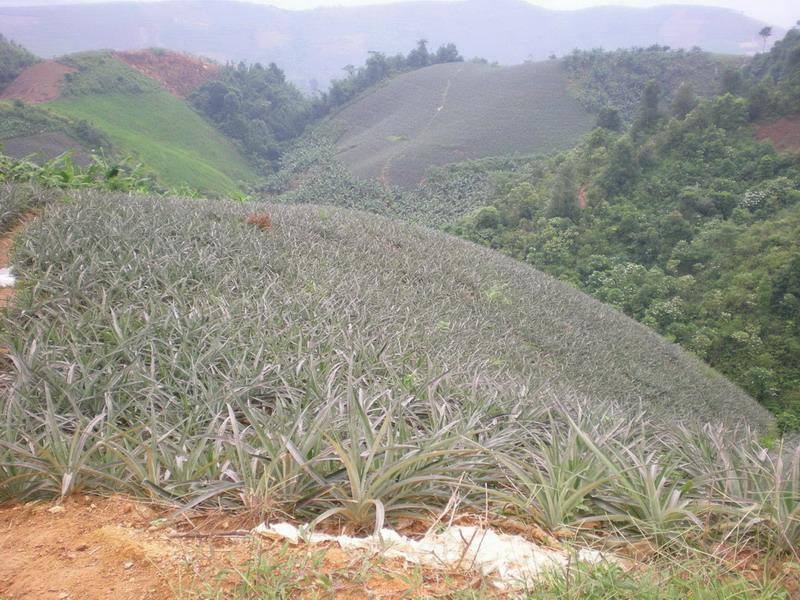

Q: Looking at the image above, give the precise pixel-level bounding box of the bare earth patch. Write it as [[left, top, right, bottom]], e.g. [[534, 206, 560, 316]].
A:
[[0, 496, 229, 599], [0, 497, 498, 599], [0, 61, 75, 104], [756, 116, 800, 153], [114, 50, 219, 98], [578, 184, 589, 209]]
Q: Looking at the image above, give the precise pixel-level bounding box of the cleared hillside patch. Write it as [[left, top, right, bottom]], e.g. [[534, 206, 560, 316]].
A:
[[757, 116, 800, 153], [49, 92, 257, 195], [329, 61, 594, 188], [114, 49, 219, 98], [0, 60, 74, 104]]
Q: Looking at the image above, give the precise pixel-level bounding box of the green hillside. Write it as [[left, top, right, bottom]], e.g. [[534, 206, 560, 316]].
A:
[[50, 92, 256, 195], [4, 184, 799, 593], [38, 52, 257, 195], [327, 60, 595, 188], [1, 186, 770, 437]]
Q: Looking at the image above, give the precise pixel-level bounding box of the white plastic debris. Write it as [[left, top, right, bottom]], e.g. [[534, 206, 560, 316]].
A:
[[0, 268, 15, 288], [253, 522, 618, 590]]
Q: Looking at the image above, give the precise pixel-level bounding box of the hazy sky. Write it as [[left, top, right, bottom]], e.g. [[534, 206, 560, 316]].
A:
[[0, 0, 795, 27]]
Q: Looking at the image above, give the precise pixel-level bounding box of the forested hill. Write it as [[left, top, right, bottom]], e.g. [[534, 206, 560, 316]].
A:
[[446, 32, 800, 431], [563, 46, 744, 121], [0, 0, 777, 90]]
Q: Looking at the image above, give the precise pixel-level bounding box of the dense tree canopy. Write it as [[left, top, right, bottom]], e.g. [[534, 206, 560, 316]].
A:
[[745, 28, 800, 117], [190, 61, 310, 171], [562, 45, 741, 121]]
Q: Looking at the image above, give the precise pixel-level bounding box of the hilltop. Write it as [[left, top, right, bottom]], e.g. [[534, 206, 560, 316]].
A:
[[0, 0, 777, 90], [327, 60, 594, 188], [325, 46, 744, 188]]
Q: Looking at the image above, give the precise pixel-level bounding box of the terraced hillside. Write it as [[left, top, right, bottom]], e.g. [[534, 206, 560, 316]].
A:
[[328, 61, 594, 188]]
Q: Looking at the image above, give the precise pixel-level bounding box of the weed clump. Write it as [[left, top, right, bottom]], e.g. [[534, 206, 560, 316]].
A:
[[246, 211, 272, 230]]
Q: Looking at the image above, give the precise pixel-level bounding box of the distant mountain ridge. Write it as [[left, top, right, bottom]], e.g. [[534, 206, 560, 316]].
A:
[[0, 0, 778, 90]]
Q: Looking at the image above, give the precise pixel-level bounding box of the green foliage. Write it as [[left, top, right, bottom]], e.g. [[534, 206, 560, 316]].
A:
[[563, 46, 742, 121], [721, 66, 744, 96], [0, 151, 159, 193], [745, 28, 800, 118], [546, 162, 580, 220], [595, 107, 622, 131], [451, 94, 800, 427], [0, 34, 38, 92], [527, 562, 789, 599], [671, 82, 697, 119], [633, 80, 661, 133], [190, 61, 310, 171]]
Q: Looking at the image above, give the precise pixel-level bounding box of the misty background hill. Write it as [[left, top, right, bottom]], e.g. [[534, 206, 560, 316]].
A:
[[0, 0, 777, 90]]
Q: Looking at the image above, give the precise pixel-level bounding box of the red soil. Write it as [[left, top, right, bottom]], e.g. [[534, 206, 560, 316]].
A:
[[0, 496, 496, 599], [0, 61, 75, 104], [756, 116, 800, 153], [0, 496, 237, 600], [578, 184, 589, 209], [114, 50, 219, 98]]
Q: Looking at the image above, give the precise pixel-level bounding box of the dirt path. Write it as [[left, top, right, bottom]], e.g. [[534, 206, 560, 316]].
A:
[[379, 65, 465, 187], [0, 61, 75, 104], [0, 214, 35, 309]]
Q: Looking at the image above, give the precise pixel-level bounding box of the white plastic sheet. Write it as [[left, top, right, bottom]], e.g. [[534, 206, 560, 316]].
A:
[[0, 268, 15, 287], [254, 521, 617, 590]]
